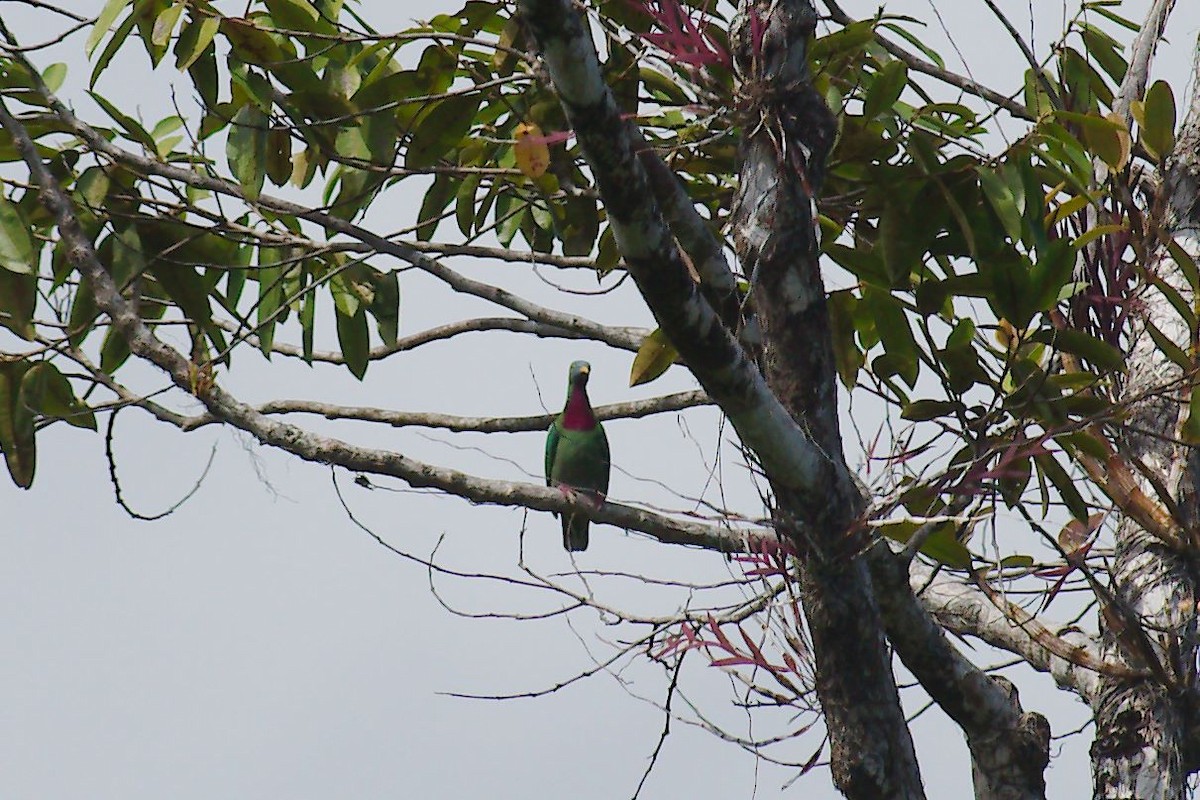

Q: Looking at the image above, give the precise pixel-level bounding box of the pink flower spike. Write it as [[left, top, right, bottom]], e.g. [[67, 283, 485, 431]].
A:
[[633, 0, 732, 69], [749, 7, 765, 57]]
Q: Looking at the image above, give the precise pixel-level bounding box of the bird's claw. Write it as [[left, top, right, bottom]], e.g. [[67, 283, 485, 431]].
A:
[[555, 484, 605, 509]]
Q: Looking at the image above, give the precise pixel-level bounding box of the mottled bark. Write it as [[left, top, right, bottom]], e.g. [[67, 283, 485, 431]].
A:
[[517, 0, 851, 504], [727, 2, 923, 797], [1090, 27, 1200, 800], [872, 547, 1050, 800]]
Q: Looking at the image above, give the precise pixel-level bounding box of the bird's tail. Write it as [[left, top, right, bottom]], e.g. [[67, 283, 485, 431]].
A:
[[562, 510, 589, 552]]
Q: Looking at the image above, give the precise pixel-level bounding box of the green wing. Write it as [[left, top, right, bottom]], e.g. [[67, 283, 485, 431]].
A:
[[544, 418, 562, 486]]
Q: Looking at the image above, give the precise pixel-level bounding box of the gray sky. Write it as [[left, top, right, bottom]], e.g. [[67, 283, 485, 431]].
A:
[[2, 1, 1195, 798]]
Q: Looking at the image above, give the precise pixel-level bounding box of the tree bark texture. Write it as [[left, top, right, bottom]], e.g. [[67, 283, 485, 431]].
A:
[[727, 2, 923, 797], [1090, 33, 1200, 800]]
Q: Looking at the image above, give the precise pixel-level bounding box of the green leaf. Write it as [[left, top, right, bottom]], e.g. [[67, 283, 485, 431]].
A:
[[1055, 110, 1126, 169], [1143, 319, 1191, 371], [0, 194, 35, 274], [877, 520, 972, 569], [1182, 388, 1200, 444], [300, 286, 316, 365], [1035, 452, 1089, 522], [42, 63, 68, 93], [862, 285, 919, 386], [88, 91, 157, 151], [175, 14, 221, 71], [0, 361, 35, 488], [151, 1, 185, 46], [416, 173, 458, 241], [1142, 80, 1176, 160], [560, 195, 599, 257], [629, 328, 678, 387], [266, 126, 292, 186], [335, 305, 369, 380], [227, 104, 269, 200], [939, 345, 986, 393], [87, 0, 131, 56], [901, 399, 962, 422], [256, 250, 284, 357], [220, 16, 288, 66], [1079, 24, 1127, 85], [1056, 430, 1110, 461], [979, 167, 1022, 241], [0, 268, 36, 341], [879, 195, 931, 287], [827, 289, 863, 387], [864, 60, 907, 120], [100, 327, 132, 374], [405, 94, 481, 169], [367, 268, 400, 346], [19, 362, 96, 430], [89, 7, 137, 88], [1166, 239, 1200, 297], [264, 0, 328, 33], [455, 172, 482, 236], [1029, 328, 1126, 372], [1028, 239, 1075, 313], [1072, 223, 1125, 250], [329, 270, 360, 318], [824, 242, 890, 287], [985, 250, 1032, 328], [68, 276, 99, 347]]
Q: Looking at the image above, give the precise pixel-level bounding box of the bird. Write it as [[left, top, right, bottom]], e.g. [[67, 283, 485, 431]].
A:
[[545, 360, 610, 551]]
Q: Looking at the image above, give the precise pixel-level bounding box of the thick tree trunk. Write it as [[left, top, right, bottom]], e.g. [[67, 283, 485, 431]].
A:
[[1090, 37, 1200, 799], [728, 2, 923, 797]]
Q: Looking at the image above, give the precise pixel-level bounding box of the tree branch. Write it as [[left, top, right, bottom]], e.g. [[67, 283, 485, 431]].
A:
[[0, 47, 641, 357], [0, 95, 766, 557], [1112, 0, 1178, 123], [246, 390, 712, 433], [516, 0, 844, 516], [821, 0, 1034, 121], [869, 544, 1050, 799], [211, 316, 649, 363], [908, 559, 1123, 699]]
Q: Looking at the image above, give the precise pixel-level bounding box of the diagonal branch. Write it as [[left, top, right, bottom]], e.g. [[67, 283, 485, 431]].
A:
[[908, 558, 1124, 698], [821, 0, 1034, 121], [516, 0, 844, 513], [0, 95, 763, 557], [0, 50, 638, 357], [1112, 0, 1177, 123], [869, 545, 1051, 800]]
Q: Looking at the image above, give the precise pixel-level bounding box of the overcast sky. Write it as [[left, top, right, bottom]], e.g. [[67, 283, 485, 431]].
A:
[[2, 2, 1197, 798]]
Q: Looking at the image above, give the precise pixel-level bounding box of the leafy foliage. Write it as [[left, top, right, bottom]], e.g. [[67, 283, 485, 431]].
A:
[[0, 0, 1190, 635]]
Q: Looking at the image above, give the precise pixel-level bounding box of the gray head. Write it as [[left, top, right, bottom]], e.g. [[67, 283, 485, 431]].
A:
[[567, 360, 591, 387]]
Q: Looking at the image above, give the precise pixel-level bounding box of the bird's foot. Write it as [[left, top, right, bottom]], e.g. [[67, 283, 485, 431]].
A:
[[555, 484, 604, 509]]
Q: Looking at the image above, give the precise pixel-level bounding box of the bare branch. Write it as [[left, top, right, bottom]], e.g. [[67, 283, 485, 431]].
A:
[[1113, 0, 1178, 123], [212, 316, 649, 363], [249, 390, 712, 433], [821, 0, 1034, 121], [909, 558, 1126, 699], [869, 544, 1050, 799]]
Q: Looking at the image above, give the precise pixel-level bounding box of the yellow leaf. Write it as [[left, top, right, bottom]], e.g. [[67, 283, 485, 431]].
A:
[[1182, 388, 1200, 444], [513, 122, 550, 179], [1104, 112, 1132, 171], [629, 328, 678, 387]]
